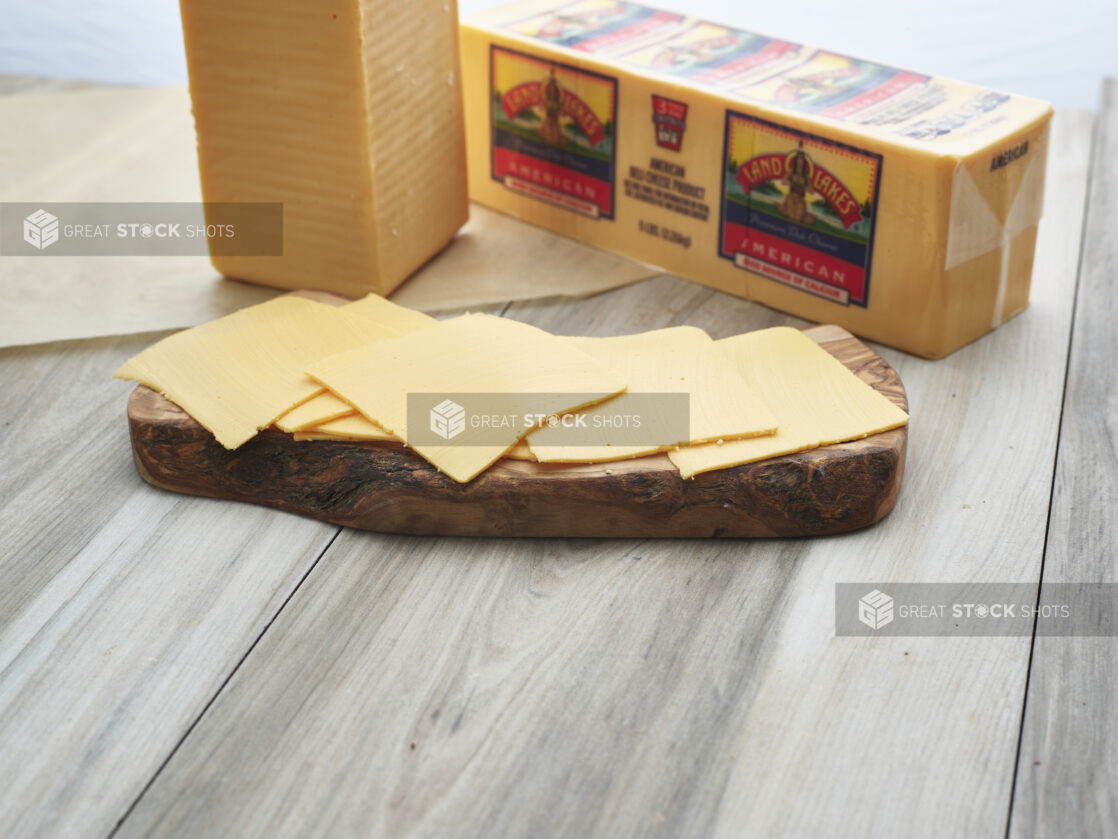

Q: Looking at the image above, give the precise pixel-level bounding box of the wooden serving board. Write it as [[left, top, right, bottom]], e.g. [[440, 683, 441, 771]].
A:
[[127, 324, 907, 538]]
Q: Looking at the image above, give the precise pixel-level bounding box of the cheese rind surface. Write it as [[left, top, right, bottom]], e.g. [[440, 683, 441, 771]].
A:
[[528, 327, 778, 462], [306, 313, 629, 482], [668, 326, 908, 478], [180, 0, 468, 296], [461, 1, 1052, 358]]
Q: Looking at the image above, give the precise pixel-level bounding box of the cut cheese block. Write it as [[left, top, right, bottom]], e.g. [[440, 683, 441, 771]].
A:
[[461, 1, 1053, 357], [180, 0, 467, 296], [669, 326, 908, 478], [274, 294, 436, 432], [114, 296, 416, 449], [306, 313, 628, 482], [528, 326, 778, 462]]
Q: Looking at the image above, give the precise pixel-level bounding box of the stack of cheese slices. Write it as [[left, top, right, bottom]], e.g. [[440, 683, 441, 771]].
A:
[[114, 294, 908, 483]]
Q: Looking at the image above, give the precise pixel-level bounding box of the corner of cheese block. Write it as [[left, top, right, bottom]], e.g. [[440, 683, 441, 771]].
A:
[[182, 0, 468, 298]]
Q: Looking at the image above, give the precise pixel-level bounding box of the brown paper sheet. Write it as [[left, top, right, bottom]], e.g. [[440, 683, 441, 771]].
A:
[[0, 84, 657, 348]]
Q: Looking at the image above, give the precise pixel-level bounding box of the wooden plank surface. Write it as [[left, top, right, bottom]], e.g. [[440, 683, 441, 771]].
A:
[[113, 111, 1093, 839], [1009, 83, 1118, 838], [0, 332, 343, 838]]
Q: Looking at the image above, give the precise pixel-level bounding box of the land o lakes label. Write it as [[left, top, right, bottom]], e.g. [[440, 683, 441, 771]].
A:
[[490, 46, 618, 219], [462, 0, 1053, 357], [719, 113, 882, 306]]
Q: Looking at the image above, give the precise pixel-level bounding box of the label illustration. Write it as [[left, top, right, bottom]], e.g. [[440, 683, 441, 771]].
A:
[[719, 112, 881, 306], [490, 46, 618, 218], [506, 0, 685, 57], [502, 1, 1016, 142], [625, 22, 801, 90], [736, 51, 929, 121], [651, 95, 687, 151]]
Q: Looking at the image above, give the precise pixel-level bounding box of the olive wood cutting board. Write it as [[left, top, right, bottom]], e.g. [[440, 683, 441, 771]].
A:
[[126, 324, 907, 538]]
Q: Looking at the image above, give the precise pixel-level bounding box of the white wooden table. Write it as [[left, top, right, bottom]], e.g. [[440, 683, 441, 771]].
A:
[[0, 83, 1114, 838]]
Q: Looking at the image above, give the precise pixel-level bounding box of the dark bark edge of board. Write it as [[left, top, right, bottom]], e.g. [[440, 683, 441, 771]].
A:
[[127, 324, 908, 538]]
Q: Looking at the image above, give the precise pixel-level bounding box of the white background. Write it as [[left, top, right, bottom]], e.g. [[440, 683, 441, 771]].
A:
[[0, 0, 1115, 109]]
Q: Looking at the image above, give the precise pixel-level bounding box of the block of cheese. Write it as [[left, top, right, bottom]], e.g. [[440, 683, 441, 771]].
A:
[[114, 296, 418, 449], [274, 294, 436, 432], [306, 313, 628, 481], [527, 326, 777, 461], [669, 326, 908, 478], [460, 1, 1052, 357], [180, 0, 468, 296]]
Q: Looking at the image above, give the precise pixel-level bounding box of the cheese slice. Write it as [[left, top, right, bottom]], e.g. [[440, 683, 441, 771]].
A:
[[343, 293, 437, 332], [306, 313, 628, 482], [308, 413, 397, 441], [668, 327, 908, 478], [275, 395, 355, 433], [180, 0, 467, 296], [292, 418, 537, 462], [504, 441, 536, 461], [528, 327, 778, 462], [274, 294, 437, 432], [114, 296, 416, 449], [292, 414, 535, 459]]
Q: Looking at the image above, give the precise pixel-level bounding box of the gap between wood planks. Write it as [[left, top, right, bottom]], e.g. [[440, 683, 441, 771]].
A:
[[106, 298, 527, 835], [1001, 152, 1089, 839], [106, 525, 340, 836]]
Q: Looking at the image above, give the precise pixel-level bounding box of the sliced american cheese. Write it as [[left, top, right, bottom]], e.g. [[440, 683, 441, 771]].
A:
[[292, 422, 537, 463], [306, 313, 628, 482], [274, 294, 436, 432], [669, 327, 909, 478], [343, 293, 437, 332], [291, 416, 537, 459], [504, 441, 536, 461], [114, 296, 414, 449], [310, 413, 397, 441], [528, 326, 778, 462], [275, 394, 355, 433]]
